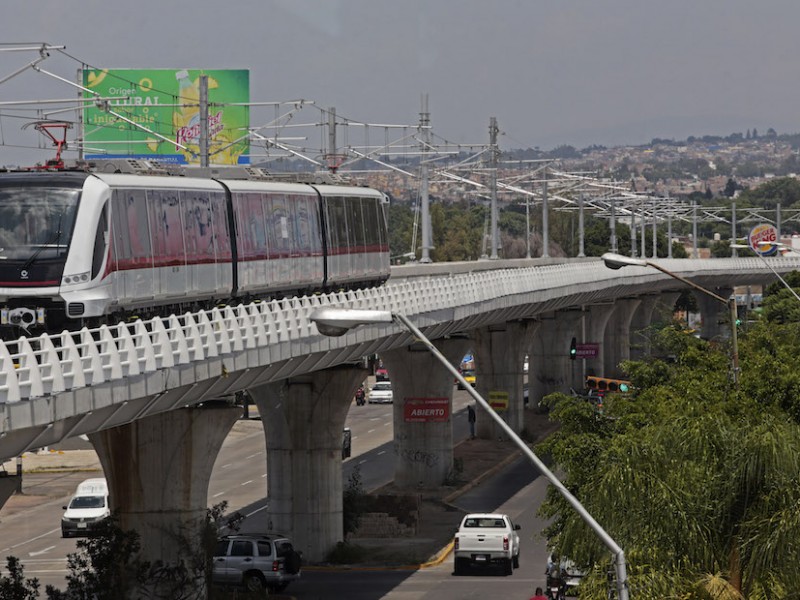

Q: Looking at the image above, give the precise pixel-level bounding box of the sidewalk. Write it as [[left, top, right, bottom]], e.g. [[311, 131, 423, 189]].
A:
[[2, 448, 101, 475]]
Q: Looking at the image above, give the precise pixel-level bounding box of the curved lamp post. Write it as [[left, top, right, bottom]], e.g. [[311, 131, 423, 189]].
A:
[[601, 252, 739, 386], [309, 307, 630, 600]]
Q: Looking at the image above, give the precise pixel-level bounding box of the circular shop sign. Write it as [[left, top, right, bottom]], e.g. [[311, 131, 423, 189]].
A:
[[748, 223, 779, 256]]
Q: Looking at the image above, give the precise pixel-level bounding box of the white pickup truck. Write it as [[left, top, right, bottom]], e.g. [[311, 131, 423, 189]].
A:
[[453, 513, 521, 575]]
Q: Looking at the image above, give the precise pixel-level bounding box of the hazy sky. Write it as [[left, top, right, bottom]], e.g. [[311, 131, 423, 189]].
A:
[[2, 0, 800, 165]]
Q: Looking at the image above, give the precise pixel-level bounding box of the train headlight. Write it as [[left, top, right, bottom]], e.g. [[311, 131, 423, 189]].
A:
[[1, 308, 7, 325], [63, 271, 91, 285]]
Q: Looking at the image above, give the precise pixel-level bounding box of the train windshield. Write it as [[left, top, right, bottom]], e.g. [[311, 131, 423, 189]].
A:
[[0, 186, 79, 261]]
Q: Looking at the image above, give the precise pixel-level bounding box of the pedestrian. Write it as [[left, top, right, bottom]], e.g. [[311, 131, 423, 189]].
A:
[[467, 404, 476, 439], [529, 587, 547, 600]]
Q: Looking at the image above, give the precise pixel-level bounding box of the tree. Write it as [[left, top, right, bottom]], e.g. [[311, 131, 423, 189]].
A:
[[0, 557, 39, 600], [538, 323, 800, 599], [723, 178, 738, 198]]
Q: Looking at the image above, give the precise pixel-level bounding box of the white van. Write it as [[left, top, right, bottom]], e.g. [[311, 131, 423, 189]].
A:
[[61, 477, 110, 538]]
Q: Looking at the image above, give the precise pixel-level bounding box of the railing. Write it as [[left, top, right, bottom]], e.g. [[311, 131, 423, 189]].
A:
[[2, 257, 799, 404]]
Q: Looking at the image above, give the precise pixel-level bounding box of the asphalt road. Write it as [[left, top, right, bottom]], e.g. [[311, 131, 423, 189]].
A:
[[0, 384, 477, 591], [291, 462, 554, 599], [0, 380, 560, 599]]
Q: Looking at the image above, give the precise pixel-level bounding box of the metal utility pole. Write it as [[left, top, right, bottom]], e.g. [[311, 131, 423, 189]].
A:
[[327, 106, 337, 172], [777, 203, 782, 241], [525, 191, 531, 259], [420, 95, 432, 263], [76, 67, 84, 161], [542, 166, 550, 258], [640, 199, 646, 258], [652, 195, 657, 258], [610, 197, 617, 253], [667, 209, 673, 258], [489, 117, 499, 259], [692, 201, 699, 258], [631, 204, 637, 257], [731, 201, 737, 257], [578, 194, 586, 257], [199, 75, 209, 167]]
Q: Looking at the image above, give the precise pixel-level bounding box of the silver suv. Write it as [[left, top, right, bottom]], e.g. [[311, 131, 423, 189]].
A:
[[212, 534, 302, 593]]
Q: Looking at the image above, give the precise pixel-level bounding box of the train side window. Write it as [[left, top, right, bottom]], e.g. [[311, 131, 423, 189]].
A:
[[209, 191, 232, 260], [112, 189, 151, 266], [349, 197, 365, 250], [147, 189, 185, 264], [291, 195, 315, 256], [234, 192, 266, 259], [266, 193, 290, 257], [180, 190, 214, 262], [91, 203, 108, 279], [328, 196, 348, 253]]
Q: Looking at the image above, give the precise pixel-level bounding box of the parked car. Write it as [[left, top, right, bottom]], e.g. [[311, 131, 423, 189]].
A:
[[212, 533, 302, 593], [453, 512, 521, 575], [368, 381, 393, 403]]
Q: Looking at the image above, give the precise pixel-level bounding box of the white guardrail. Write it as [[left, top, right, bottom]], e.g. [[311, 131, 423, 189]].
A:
[[2, 257, 799, 404]]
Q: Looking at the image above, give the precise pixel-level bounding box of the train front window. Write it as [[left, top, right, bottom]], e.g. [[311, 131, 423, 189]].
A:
[[0, 187, 79, 261]]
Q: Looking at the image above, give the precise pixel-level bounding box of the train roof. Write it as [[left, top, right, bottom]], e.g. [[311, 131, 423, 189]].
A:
[[0, 163, 386, 198], [0, 170, 91, 187], [91, 172, 225, 191]]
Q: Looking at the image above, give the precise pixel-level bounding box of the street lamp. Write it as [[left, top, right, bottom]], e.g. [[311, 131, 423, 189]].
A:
[[601, 252, 739, 386], [310, 307, 630, 600]]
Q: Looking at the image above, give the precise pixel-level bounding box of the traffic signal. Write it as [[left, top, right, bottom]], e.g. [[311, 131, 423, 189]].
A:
[[569, 337, 577, 360], [585, 376, 632, 395]]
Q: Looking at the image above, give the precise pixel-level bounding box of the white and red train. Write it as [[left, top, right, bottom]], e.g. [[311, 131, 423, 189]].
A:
[[0, 170, 390, 339]]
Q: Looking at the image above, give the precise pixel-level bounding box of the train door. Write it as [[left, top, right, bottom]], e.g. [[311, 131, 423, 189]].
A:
[[147, 189, 187, 299], [110, 188, 154, 307]]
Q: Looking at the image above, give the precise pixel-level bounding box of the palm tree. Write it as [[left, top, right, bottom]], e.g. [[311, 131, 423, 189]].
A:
[[539, 326, 800, 599]]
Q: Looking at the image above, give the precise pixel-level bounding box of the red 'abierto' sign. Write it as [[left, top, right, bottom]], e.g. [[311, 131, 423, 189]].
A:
[[403, 397, 449, 422], [576, 343, 599, 358]]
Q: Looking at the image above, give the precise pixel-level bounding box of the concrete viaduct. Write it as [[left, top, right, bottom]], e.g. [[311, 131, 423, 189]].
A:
[[0, 256, 795, 594]]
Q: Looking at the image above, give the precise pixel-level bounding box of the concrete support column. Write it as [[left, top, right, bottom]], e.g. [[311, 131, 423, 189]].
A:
[[629, 295, 660, 361], [583, 304, 616, 377], [529, 311, 582, 408], [696, 287, 733, 341], [472, 321, 539, 440], [380, 337, 471, 489], [0, 475, 19, 510], [91, 404, 241, 596], [604, 298, 642, 378], [655, 292, 682, 326], [249, 366, 367, 563]]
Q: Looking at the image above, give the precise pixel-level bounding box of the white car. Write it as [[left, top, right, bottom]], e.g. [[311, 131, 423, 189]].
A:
[[368, 381, 393, 403], [453, 513, 521, 575]]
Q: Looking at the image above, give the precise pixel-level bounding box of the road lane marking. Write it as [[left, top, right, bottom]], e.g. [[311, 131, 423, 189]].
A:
[[3, 528, 61, 552], [240, 480, 253, 486], [378, 450, 386, 455], [29, 546, 56, 557], [245, 452, 262, 459], [213, 492, 225, 498]]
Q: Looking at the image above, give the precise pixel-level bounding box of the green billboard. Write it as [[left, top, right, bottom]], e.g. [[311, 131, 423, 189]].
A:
[[82, 68, 250, 165]]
